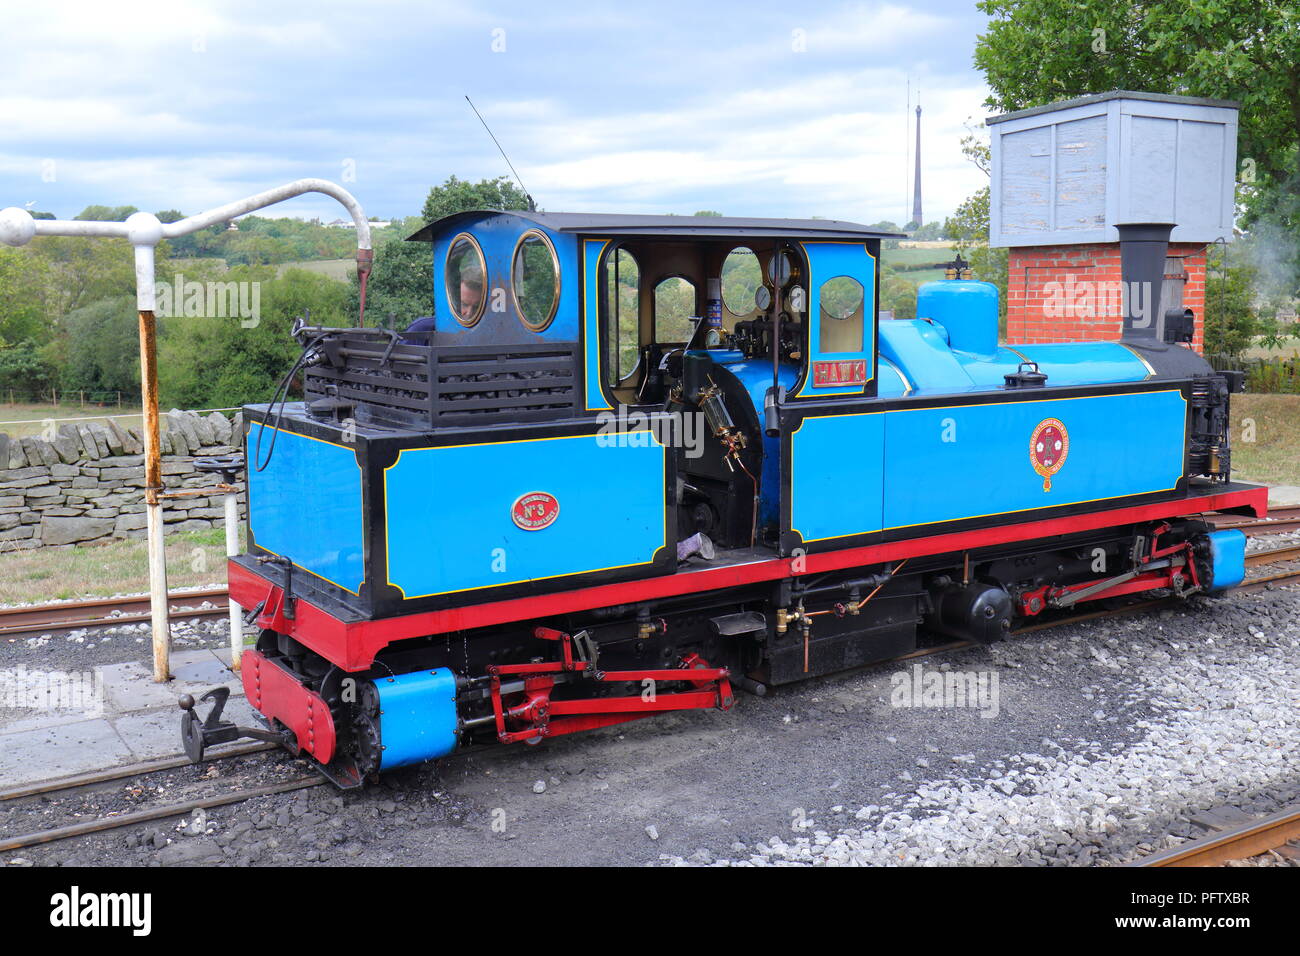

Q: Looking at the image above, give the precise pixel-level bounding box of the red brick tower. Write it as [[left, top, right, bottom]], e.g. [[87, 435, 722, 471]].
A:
[[1005, 241, 1207, 348], [987, 91, 1238, 351]]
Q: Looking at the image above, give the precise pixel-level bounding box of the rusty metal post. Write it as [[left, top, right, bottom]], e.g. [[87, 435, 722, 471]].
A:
[[137, 306, 171, 682]]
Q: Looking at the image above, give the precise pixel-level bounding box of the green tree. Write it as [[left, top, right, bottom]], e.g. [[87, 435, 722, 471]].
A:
[[354, 177, 532, 327], [880, 267, 918, 320], [27, 236, 137, 316], [59, 295, 141, 397], [910, 221, 948, 241], [0, 247, 58, 346], [223, 233, 298, 267], [74, 204, 139, 222], [1203, 245, 1263, 357], [0, 340, 57, 397], [349, 216, 436, 326], [865, 221, 905, 250], [158, 268, 349, 408], [419, 175, 531, 223]]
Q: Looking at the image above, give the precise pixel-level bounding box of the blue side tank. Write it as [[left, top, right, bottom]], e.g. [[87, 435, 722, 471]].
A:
[[916, 278, 1000, 358]]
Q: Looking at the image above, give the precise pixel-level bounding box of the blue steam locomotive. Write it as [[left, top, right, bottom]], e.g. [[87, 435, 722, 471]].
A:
[[181, 212, 1263, 787]]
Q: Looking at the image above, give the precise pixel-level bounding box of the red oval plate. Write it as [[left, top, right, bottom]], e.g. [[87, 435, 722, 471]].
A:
[[511, 491, 560, 531]]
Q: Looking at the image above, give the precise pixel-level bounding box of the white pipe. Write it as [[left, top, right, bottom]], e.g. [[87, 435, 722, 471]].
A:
[[224, 490, 243, 671], [160, 178, 372, 251], [144, 482, 169, 683], [2, 179, 372, 313], [0, 180, 371, 683]]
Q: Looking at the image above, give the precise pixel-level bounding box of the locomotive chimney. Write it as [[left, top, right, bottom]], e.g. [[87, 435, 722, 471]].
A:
[[1115, 222, 1174, 341]]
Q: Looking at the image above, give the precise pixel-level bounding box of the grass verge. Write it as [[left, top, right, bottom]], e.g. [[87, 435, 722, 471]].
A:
[[0, 527, 241, 605], [1230, 393, 1300, 487]]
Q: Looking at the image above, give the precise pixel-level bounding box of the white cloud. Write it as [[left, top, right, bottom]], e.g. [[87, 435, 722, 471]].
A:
[[0, 1, 992, 225]]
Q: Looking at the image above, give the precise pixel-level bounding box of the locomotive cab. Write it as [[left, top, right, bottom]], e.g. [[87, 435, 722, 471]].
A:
[[590, 232, 883, 552]]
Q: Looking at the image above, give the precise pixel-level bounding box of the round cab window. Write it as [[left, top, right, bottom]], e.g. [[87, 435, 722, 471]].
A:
[[818, 275, 864, 353], [721, 246, 761, 315], [820, 275, 864, 320], [445, 234, 487, 328], [512, 231, 560, 331]]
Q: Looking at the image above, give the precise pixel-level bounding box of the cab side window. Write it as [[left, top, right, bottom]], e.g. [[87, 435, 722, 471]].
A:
[[655, 276, 696, 344], [722, 246, 762, 320], [605, 248, 640, 386], [819, 275, 864, 353]]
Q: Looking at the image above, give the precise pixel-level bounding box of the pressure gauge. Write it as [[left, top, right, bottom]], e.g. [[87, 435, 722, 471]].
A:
[[766, 251, 795, 286], [754, 286, 772, 312]]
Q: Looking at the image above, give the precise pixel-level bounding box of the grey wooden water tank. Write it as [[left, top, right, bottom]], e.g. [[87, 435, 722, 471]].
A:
[[987, 91, 1239, 248]]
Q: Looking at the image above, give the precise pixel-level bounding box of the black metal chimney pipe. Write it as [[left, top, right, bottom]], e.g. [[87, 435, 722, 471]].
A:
[[1116, 222, 1174, 341]]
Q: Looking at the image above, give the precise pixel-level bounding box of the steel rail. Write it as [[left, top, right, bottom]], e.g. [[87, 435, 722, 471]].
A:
[[1130, 804, 1300, 867], [0, 588, 229, 637], [1209, 506, 1300, 535], [1233, 568, 1300, 594], [0, 777, 324, 853], [1244, 543, 1300, 567], [0, 742, 273, 803]]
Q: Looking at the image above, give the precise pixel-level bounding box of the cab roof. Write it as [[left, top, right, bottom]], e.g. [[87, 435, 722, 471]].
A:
[[407, 210, 904, 243]]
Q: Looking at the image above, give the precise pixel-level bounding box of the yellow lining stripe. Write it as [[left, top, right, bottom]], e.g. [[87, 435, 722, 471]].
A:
[[1118, 342, 1158, 379]]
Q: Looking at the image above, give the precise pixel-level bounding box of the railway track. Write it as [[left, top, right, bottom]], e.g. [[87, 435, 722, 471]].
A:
[[0, 742, 320, 854], [1244, 542, 1300, 567], [0, 588, 229, 638], [1131, 804, 1300, 867]]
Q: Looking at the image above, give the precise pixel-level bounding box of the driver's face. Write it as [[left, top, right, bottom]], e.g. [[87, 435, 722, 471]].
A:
[[460, 280, 483, 316]]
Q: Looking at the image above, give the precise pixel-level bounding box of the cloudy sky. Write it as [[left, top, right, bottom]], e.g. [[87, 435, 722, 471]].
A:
[[0, 0, 994, 227]]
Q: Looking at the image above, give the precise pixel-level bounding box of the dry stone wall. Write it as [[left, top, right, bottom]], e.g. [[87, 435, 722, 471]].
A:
[[0, 410, 247, 550]]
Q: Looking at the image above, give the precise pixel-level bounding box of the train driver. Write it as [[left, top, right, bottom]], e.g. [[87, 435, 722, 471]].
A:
[[455, 258, 484, 321]]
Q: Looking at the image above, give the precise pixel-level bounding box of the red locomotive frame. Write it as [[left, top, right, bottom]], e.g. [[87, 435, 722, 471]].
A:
[[231, 484, 1266, 673]]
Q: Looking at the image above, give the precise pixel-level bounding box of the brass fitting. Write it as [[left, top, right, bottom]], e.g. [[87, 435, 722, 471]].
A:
[[638, 617, 666, 641], [776, 605, 813, 634]]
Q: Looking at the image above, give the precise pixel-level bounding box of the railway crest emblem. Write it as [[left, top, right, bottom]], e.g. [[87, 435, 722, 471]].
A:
[[511, 491, 560, 531], [1029, 419, 1069, 492]]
